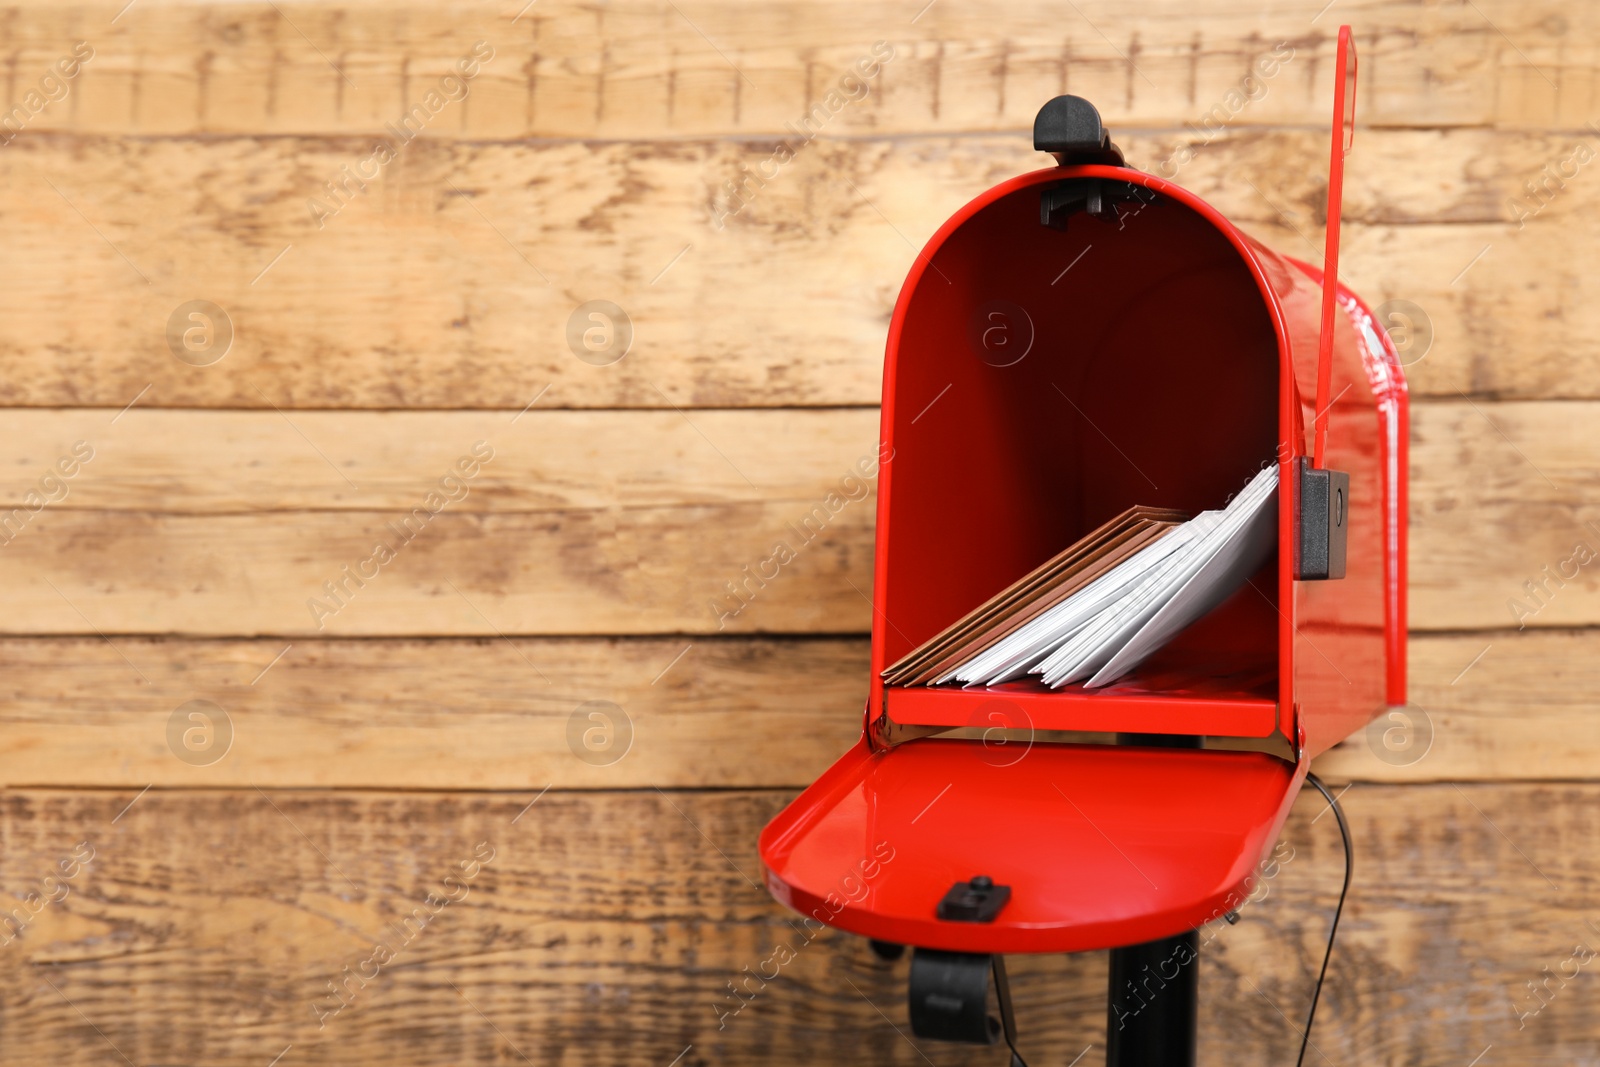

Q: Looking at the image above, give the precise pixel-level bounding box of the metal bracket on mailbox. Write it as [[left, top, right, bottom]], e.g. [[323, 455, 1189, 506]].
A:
[[937, 875, 1011, 922], [1295, 456, 1349, 581], [1033, 94, 1149, 236], [909, 949, 1030, 1066], [1040, 178, 1155, 229]]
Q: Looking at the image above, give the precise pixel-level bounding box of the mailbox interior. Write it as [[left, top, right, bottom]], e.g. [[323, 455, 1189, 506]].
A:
[[878, 177, 1283, 739]]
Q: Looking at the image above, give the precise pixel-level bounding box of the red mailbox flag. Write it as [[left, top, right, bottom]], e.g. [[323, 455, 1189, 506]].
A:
[[761, 26, 1406, 957], [1315, 26, 1358, 470]]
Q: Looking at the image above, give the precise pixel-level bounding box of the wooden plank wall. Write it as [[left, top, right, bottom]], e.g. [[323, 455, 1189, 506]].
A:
[[0, 1, 1594, 1063]]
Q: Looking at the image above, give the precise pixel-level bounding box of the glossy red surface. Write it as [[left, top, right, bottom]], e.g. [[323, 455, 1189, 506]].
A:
[[760, 54, 1406, 952], [1286, 262, 1410, 745], [886, 647, 1278, 739], [759, 738, 1302, 954]]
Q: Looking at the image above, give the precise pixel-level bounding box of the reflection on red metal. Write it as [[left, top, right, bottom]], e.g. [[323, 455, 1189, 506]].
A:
[[762, 739, 1298, 955], [761, 26, 1405, 955]]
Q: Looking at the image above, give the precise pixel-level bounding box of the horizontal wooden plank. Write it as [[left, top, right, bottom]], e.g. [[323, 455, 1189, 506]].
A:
[[0, 636, 867, 789], [0, 128, 1588, 408], [1, 1, 1589, 139], [0, 783, 1593, 1064], [4, 407, 871, 635], [0, 408, 883, 511], [0, 630, 1589, 789], [0, 504, 877, 636], [0, 399, 1565, 634]]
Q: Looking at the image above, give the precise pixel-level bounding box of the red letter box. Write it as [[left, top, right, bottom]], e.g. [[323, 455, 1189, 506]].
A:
[[760, 27, 1403, 1055]]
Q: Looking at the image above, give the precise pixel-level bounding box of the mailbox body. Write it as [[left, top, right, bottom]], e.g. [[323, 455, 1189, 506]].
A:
[[759, 163, 1408, 954]]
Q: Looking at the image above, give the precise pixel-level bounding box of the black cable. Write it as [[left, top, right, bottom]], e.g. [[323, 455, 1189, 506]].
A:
[[990, 955, 1030, 1067], [1298, 772, 1353, 1067]]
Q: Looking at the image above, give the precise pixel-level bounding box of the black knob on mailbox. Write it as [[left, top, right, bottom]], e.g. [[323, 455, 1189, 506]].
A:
[[937, 875, 1011, 923], [1033, 95, 1125, 166]]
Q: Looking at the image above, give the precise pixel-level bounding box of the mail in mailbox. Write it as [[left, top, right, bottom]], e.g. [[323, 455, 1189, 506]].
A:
[[759, 24, 1406, 1065]]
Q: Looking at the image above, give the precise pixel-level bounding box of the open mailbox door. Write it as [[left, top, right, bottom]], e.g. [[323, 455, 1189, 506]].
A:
[[760, 24, 1405, 1051]]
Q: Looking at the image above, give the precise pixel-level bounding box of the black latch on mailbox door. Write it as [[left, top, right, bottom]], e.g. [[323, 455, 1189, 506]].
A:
[[1295, 457, 1349, 580], [937, 876, 1011, 923]]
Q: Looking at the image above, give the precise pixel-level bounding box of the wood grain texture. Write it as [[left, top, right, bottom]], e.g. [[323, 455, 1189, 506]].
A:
[[0, 2, 1589, 1064], [1409, 400, 1600, 632], [0, 408, 884, 511], [1313, 630, 1600, 783], [0, 505, 877, 636], [0, 129, 1590, 409], [0, 401, 1575, 634], [0, 784, 1592, 1066], [0, 631, 1589, 788], [1, 0, 1591, 138], [0, 636, 868, 789]]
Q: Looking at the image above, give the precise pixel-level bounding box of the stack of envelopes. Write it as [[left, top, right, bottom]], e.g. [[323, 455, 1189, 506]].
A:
[[881, 506, 1187, 686], [884, 466, 1281, 690]]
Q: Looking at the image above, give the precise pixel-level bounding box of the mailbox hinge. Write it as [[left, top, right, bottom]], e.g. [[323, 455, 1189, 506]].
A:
[[1294, 457, 1349, 580]]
